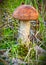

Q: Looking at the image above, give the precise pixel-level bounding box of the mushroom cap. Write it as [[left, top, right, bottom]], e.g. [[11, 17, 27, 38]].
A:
[[13, 5, 39, 21]]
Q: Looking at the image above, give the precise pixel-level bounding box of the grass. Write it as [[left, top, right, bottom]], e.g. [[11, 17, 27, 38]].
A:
[[0, 0, 46, 65]]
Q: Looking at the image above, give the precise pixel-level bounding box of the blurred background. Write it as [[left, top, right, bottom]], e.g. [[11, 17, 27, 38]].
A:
[[0, 0, 46, 65]]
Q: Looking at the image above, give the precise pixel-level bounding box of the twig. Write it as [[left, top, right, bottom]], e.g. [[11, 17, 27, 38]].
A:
[[24, 47, 33, 61], [0, 58, 8, 65], [0, 49, 6, 54]]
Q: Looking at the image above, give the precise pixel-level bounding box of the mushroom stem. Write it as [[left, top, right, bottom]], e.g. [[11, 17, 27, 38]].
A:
[[18, 21, 30, 43]]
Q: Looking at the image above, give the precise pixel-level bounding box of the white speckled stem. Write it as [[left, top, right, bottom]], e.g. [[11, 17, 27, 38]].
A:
[[18, 21, 30, 43]]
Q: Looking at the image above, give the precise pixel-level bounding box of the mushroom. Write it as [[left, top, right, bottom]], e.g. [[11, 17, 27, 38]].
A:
[[13, 5, 38, 43]]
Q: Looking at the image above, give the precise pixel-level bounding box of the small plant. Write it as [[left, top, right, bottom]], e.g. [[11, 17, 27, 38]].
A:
[[0, 0, 46, 65]]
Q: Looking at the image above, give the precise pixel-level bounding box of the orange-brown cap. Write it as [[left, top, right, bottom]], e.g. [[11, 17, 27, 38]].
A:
[[13, 5, 39, 21]]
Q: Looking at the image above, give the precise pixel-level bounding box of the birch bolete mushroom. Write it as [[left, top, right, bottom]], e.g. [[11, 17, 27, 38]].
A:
[[13, 5, 38, 43]]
